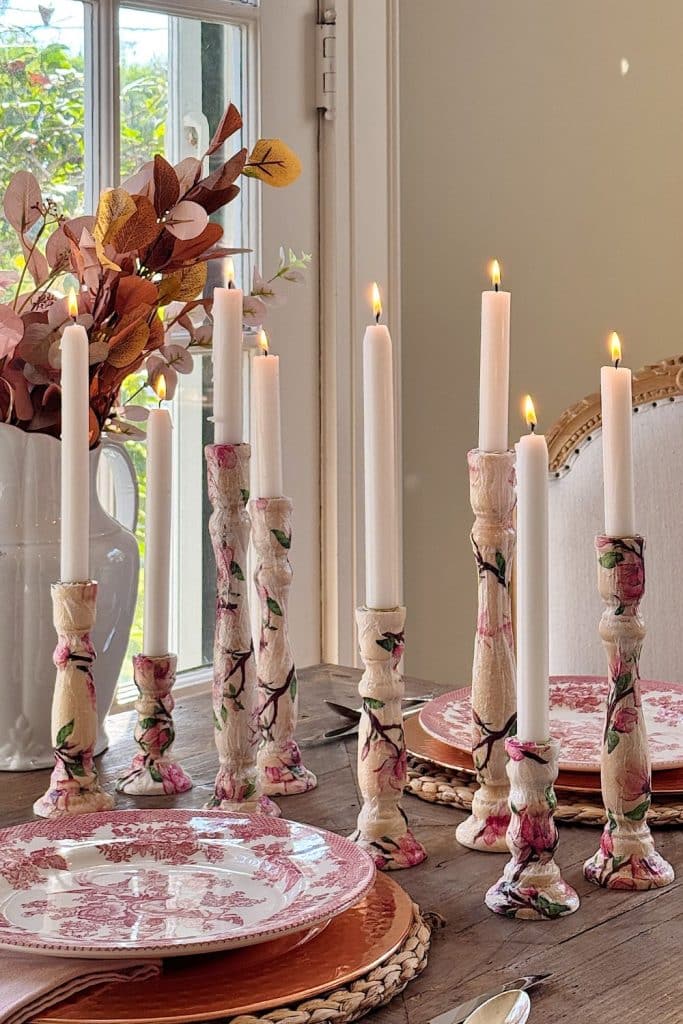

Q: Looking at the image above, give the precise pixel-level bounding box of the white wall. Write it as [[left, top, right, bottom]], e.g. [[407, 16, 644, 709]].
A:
[[400, 0, 683, 685]]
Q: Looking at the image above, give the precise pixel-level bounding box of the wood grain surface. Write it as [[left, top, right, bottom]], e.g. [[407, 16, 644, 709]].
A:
[[1, 664, 681, 1023]]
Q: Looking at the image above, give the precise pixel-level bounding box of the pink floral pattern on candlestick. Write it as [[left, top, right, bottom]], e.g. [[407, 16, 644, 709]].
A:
[[485, 737, 579, 920], [350, 608, 426, 871], [33, 582, 114, 818], [251, 496, 316, 796], [584, 536, 674, 891], [205, 445, 278, 815], [455, 450, 517, 853], [116, 655, 192, 796]]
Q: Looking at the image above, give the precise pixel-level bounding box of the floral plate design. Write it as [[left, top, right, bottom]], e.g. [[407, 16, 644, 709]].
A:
[[420, 676, 683, 773], [0, 810, 375, 959]]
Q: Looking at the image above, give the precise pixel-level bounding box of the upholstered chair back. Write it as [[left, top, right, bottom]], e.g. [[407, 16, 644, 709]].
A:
[[547, 360, 683, 683]]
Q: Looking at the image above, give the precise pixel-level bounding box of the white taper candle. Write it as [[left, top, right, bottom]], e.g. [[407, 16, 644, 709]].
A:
[[143, 404, 173, 656], [478, 260, 510, 453], [515, 396, 550, 743], [252, 331, 284, 498], [60, 292, 90, 584], [363, 284, 399, 611], [601, 332, 635, 538], [213, 257, 243, 444]]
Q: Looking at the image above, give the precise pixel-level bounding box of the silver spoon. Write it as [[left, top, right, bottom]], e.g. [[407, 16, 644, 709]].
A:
[[463, 990, 531, 1024]]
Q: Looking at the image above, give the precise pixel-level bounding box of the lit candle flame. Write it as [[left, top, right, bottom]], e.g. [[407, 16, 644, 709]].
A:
[[371, 282, 382, 322], [609, 331, 622, 366], [67, 288, 78, 318], [258, 329, 269, 355], [490, 259, 501, 289], [153, 373, 167, 402], [523, 394, 537, 431], [224, 256, 235, 289]]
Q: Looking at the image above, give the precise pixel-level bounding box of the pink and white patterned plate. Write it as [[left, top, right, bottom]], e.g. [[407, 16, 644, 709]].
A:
[[0, 809, 375, 959], [420, 676, 683, 773]]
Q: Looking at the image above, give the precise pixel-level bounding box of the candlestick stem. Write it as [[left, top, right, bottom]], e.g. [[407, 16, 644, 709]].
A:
[[584, 536, 674, 890], [350, 606, 427, 870], [116, 654, 192, 795], [34, 581, 115, 817], [204, 445, 279, 814], [251, 496, 316, 795], [456, 449, 517, 852], [485, 737, 579, 919]]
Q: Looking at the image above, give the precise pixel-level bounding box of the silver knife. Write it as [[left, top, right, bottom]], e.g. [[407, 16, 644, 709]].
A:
[[428, 974, 551, 1024]]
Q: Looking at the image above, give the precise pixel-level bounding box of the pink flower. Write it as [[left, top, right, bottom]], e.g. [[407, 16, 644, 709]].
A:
[[159, 761, 191, 794], [215, 444, 238, 469], [53, 640, 71, 669], [397, 831, 426, 866], [616, 554, 645, 604], [621, 767, 650, 803], [85, 674, 96, 711], [520, 812, 553, 853], [613, 706, 638, 734], [599, 826, 614, 857], [479, 813, 508, 846], [256, 497, 268, 510], [141, 722, 172, 755]]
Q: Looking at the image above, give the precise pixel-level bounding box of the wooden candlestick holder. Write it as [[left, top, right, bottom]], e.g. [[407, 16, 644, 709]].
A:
[[250, 495, 316, 796], [33, 581, 115, 818], [485, 736, 579, 919], [456, 449, 517, 853], [204, 445, 279, 814], [583, 536, 674, 890], [350, 606, 427, 870], [116, 654, 192, 795]]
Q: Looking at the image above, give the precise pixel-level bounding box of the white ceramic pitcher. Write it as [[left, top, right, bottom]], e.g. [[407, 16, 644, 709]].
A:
[[0, 423, 140, 770]]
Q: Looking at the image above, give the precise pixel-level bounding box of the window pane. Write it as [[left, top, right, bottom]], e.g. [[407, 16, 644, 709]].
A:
[[117, 9, 250, 692], [0, 0, 85, 301]]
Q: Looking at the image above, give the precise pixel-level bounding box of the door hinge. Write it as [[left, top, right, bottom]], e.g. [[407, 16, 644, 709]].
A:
[[316, 11, 336, 120]]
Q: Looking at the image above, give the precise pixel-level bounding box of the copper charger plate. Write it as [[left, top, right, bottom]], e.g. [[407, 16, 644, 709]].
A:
[[404, 713, 683, 795], [38, 873, 413, 1024]]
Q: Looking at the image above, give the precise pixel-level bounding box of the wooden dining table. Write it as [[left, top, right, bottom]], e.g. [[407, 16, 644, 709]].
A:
[[3, 664, 682, 1023]]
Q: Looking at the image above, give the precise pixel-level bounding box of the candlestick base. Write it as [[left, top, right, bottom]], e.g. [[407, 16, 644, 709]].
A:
[[251, 496, 317, 797], [485, 737, 579, 920], [350, 606, 427, 871], [457, 449, 517, 853], [205, 446, 279, 815], [583, 536, 674, 891], [33, 581, 115, 818], [116, 654, 193, 796]]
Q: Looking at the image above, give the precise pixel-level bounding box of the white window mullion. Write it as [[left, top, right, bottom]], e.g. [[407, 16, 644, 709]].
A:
[[86, 0, 119, 193]]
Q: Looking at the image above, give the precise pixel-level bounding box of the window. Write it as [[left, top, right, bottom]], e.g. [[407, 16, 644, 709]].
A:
[[0, 0, 259, 702]]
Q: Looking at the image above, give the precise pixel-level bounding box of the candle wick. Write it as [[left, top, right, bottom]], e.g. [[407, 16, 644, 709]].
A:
[[494, 282, 499, 292], [614, 358, 620, 369], [375, 311, 381, 325], [529, 422, 536, 434], [228, 280, 235, 290]]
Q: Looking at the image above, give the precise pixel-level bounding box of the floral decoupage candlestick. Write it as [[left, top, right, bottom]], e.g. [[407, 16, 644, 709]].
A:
[[485, 737, 579, 919], [350, 607, 427, 870], [456, 449, 517, 852], [584, 536, 674, 890], [34, 582, 115, 817], [205, 445, 279, 813], [251, 496, 316, 795]]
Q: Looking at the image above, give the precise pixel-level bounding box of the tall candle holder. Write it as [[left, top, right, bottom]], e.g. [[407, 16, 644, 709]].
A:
[[205, 444, 279, 814], [34, 581, 115, 818], [350, 606, 427, 870], [251, 495, 316, 796], [456, 449, 517, 853], [116, 654, 192, 795], [584, 536, 674, 890], [485, 737, 579, 919]]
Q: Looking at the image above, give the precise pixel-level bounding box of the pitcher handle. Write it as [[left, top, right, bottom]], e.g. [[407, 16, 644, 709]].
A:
[[99, 440, 139, 533]]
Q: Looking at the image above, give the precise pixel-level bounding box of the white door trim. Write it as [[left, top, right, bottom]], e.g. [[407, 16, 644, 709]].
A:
[[318, 0, 402, 666]]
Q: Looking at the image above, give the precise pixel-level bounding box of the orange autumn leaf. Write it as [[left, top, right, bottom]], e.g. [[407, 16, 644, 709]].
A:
[[93, 187, 136, 270], [107, 320, 150, 369], [243, 139, 302, 188], [162, 263, 207, 303]]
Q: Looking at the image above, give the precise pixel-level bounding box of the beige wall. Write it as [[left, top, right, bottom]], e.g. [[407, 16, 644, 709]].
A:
[[400, 0, 683, 685]]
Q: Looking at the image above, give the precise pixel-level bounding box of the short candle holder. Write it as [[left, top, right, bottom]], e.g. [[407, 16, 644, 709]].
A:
[[485, 736, 579, 919], [457, 449, 517, 852], [250, 495, 316, 796], [116, 653, 192, 795], [584, 536, 674, 890], [350, 606, 427, 871], [205, 444, 278, 814], [34, 581, 115, 818]]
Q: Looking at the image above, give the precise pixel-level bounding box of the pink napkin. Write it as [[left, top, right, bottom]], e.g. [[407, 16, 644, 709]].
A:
[[0, 952, 161, 1024]]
